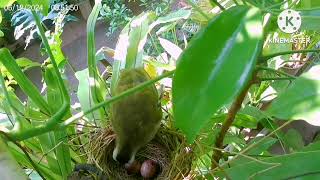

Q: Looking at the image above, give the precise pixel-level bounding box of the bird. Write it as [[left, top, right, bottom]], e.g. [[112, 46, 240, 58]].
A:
[[111, 68, 162, 164]]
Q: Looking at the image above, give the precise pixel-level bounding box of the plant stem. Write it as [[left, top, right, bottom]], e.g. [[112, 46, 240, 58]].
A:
[[211, 74, 256, 169], [256, 66, 297, 79], [260, 49, 320, 62], [259, 77, 295, 81], [210, 0, 226, 10]]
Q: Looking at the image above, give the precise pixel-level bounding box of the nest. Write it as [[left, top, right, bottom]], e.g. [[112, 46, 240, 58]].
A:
[[87, 125, 194, 179]]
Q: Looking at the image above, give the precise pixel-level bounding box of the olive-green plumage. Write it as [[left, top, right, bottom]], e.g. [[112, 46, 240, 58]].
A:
[[111, 68, 162, 164]]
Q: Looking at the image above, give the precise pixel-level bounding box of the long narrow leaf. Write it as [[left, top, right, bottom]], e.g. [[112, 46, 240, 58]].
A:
[[0, 48, 51, 115], [87, 1, 107, 121]]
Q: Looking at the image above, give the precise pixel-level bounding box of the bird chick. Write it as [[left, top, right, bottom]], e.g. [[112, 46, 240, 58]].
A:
[[111, 68, 162, 164]]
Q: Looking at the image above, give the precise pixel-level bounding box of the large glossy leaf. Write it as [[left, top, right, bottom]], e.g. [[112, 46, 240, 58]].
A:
[[267, 65, 320, 126], [172, 6, 263, 142]]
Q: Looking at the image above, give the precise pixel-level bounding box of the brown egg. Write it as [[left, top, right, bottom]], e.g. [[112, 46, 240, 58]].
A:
[[125, 161, 141, 175], [140, 160, 160, 179]]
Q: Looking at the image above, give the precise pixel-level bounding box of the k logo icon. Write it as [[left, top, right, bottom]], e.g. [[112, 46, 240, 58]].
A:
[[277, 9, 302, 34]]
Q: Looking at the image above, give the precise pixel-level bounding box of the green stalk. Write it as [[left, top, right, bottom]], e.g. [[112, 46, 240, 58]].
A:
[[257, 66, 297, 79], [261, 49, 320, 62], [8, 70, 175, 141], [259, 77, 295, 81], [210, 0, 226, 11]]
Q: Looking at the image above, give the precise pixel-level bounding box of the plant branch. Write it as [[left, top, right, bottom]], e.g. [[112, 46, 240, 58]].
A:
[[210, 0, 226, 10], [258, 77, 295, 81], [211, 74, 256, 169], [260, 49, 320, 62], [256, 65, 297, 79]]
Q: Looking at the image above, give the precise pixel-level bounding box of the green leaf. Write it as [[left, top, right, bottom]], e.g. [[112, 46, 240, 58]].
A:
[[75, 69, 98, 120], [267, 65, 320, 126], [219, 150, 320, 179], [125, 13, 154, 69], [299, 8, 320, 30], [245, 137, 277, 155], [0, 0, 16, 7], [113, 9, 190, 70], [172, 6, 263, 142], [8, 142, 61, 179], [211, 113, 259, 129], [0, 48, 51, 115], [149, 9, 191, 31], [16, 58, 41, 71], [240, 105, 269, 121], [233, 114, 259, 129], [0, 139, 26, 180], [299, 0, 320, 8], [158, 37, 182, 60], [17, 0, 50, 15], [44, 64, 72, 177], [283, 129, 304, 152], [87, 1, 107, 121]]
